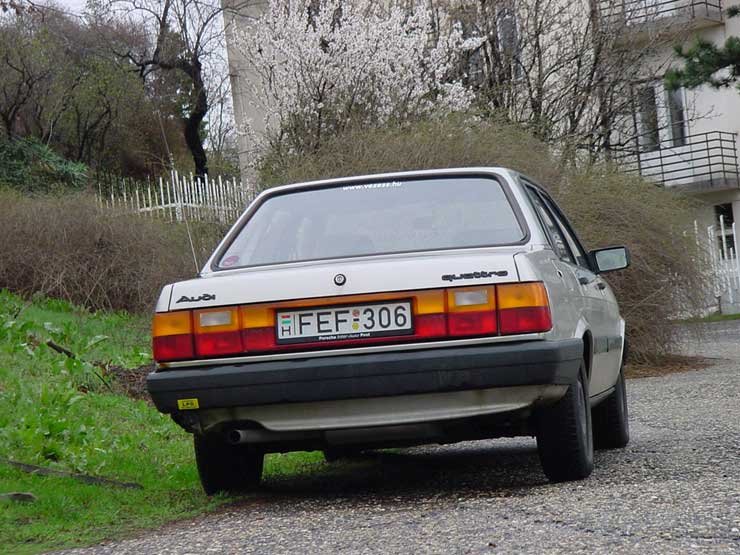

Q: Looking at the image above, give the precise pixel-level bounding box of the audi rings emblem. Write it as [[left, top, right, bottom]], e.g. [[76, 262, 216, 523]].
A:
[[334, 273, 347, 286]]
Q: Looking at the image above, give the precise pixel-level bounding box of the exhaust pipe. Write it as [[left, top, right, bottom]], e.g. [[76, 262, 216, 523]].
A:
[[227, 429, 251, 445], [227, 427, 319, 445]]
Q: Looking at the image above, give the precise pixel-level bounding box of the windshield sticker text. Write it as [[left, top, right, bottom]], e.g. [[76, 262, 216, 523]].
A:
[[342, 181, 403, 191]]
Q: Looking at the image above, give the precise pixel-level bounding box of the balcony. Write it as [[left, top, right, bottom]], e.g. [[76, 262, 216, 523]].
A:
[[610, 131, 740, 192], [600, 1, 724, 42]]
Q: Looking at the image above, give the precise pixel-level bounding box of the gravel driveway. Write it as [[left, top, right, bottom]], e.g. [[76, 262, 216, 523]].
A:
[[66, 322, 740, 554]]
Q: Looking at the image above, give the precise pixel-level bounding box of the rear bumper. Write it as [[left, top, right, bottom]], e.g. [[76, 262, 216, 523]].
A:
[[146, 339, 583, 415]]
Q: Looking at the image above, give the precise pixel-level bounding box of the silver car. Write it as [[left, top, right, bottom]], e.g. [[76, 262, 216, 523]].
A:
[[147, 168, 630, 494]]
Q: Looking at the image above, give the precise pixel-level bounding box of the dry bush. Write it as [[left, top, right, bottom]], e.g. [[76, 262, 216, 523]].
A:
[[0, 190, 226, 313], [259, 117, 706, 363]]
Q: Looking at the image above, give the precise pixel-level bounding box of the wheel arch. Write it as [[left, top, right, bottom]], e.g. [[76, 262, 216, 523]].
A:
[[581, 330, 593, 382]]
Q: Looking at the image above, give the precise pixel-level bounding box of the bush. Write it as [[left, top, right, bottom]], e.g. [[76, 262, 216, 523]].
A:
[[259, 117, 706, 363], [0, 190, 226, 312], [0, 137, 88, 192]]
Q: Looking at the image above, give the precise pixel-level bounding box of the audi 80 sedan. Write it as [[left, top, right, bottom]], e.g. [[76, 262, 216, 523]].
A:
[[147, 168, 631, 494]]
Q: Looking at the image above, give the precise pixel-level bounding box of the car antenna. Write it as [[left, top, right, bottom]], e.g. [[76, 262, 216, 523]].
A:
[[158, 109, 200, 275]]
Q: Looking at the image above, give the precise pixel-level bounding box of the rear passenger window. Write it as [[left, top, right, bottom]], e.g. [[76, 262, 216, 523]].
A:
[[527, 189, 574, 263], [539, 195, 591, 268]]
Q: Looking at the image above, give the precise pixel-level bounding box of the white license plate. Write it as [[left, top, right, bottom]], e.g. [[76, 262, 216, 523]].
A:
[[276, 301, 413, 344]]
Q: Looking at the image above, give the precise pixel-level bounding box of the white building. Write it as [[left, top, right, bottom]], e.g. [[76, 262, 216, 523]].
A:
[[602, 0, 740, 251]]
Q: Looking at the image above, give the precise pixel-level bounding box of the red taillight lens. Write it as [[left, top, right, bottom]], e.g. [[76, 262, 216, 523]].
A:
[[242, 327, 276, 351], [499, 306, 552, 335], [415, 313, 447, 338], [448, 311, 497, 336], [194, 331, 243, 357], [153, 334, 194, 362]]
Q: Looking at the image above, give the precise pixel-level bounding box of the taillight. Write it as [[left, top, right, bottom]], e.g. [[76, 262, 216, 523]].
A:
[[447, 286, 497, 337], [152, 311, 194, 361], [193, 307, 242, 356], [152, 282, 551, 363], [240, 305, 277, 350], [497, 283, 552, 335]]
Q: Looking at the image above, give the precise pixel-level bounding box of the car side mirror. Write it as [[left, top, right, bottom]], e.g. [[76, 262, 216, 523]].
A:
[[590, 246, 630, 273]]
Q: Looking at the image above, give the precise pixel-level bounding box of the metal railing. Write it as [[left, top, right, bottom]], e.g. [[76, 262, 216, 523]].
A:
[[599, 0, 723, 27], [610, 130, 740, 189]]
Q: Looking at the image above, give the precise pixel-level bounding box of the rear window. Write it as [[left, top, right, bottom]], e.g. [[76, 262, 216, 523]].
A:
[[216, 176, 525, 269]]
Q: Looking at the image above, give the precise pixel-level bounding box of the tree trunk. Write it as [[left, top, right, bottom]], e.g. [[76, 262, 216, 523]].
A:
[[184, 59, 209, 178]]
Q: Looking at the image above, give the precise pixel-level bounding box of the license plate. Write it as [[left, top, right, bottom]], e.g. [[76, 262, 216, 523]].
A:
[[276, 301, 413, 344]]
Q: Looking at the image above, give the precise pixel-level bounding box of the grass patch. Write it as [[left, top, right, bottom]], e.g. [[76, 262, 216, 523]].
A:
[[0, 290, 326, 553], [682, 312, 740, 324]]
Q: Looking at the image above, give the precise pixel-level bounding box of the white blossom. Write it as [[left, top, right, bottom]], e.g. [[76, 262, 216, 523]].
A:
[[235, 0, 474, 156]]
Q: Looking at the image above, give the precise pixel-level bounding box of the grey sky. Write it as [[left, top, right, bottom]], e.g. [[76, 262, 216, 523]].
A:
[[56, 0, 87, 13]]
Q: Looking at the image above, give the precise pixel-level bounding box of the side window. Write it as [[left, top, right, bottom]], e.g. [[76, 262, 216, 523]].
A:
[[526, 188, 574, 263], [539, 195, 591, 269]]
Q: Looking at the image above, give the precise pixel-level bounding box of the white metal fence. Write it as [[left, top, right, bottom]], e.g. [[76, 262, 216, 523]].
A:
[[696, 216, 740, 313], [96, 171, 259, 224]]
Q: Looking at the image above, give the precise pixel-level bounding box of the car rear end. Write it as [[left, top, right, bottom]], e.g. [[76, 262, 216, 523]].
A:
[[146, 169, 585, 493]]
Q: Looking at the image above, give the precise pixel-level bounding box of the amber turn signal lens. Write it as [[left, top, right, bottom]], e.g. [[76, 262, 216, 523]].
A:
[[152, 311, 192, 337], [497, 282, 549, 309]]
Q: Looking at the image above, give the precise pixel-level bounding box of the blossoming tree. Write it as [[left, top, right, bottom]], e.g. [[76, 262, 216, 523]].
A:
[[235, 0, 479, 157]]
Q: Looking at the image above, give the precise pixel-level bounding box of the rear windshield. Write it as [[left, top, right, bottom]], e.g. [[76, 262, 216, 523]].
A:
[[216, 176, 525, 269]]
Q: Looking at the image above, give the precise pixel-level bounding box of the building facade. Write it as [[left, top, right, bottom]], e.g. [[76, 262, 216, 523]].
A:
[[603, 0, 740, 252]]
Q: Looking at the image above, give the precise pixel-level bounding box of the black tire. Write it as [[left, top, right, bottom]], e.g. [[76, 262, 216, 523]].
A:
[[194, 434, 264, 495], [592, 365, 630, 449], [536, 362, 594, 482]]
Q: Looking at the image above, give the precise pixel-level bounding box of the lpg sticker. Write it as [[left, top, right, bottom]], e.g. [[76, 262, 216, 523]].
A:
[[177, 398, 200, 410]]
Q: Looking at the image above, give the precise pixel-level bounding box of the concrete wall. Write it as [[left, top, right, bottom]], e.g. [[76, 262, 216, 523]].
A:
[[222, 0, 268, 181]]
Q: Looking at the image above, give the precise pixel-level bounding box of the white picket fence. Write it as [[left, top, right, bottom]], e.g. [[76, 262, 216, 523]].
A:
[[96, 171, 259, 224], [696, 216, 740, 313]]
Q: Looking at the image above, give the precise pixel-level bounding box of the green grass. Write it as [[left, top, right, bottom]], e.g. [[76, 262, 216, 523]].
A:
[[0, 291, 326, 553], [682, 311, 740, 323]]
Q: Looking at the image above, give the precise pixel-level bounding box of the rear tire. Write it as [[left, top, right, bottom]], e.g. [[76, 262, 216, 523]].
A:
[[592, 365, 629, 449], [194, 434, 264, 495], [536, 362, 594, 482]]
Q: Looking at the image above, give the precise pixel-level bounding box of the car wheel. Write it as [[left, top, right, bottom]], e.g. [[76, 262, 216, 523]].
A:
[[592, 364, 629, 449], [536, 362, 594, 482], [194, 434, 264, 495]]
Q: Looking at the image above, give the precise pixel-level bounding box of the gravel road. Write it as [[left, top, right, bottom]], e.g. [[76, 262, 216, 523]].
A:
[[66, 322, 740, 554]]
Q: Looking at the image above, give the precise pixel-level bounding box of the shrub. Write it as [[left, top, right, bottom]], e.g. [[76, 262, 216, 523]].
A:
[[0, 190, 226, 313], [259, 117, 705, 363], [0, 137, 88, 192]]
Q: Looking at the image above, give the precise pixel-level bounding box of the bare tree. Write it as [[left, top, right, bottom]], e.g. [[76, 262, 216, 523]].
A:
[[448, 0, 685, 161], [108, 0, 253, 177]]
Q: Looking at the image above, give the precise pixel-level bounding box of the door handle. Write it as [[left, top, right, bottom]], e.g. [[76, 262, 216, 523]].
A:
[[578, 276, 590, 285]]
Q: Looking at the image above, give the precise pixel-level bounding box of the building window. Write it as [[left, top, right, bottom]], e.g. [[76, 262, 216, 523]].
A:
[[667, 88, 687, 148], [715, 203, 735, 257], [637, 86, 660, 152], [496, 5, 521, 79], [715, 203, 735, 226]]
